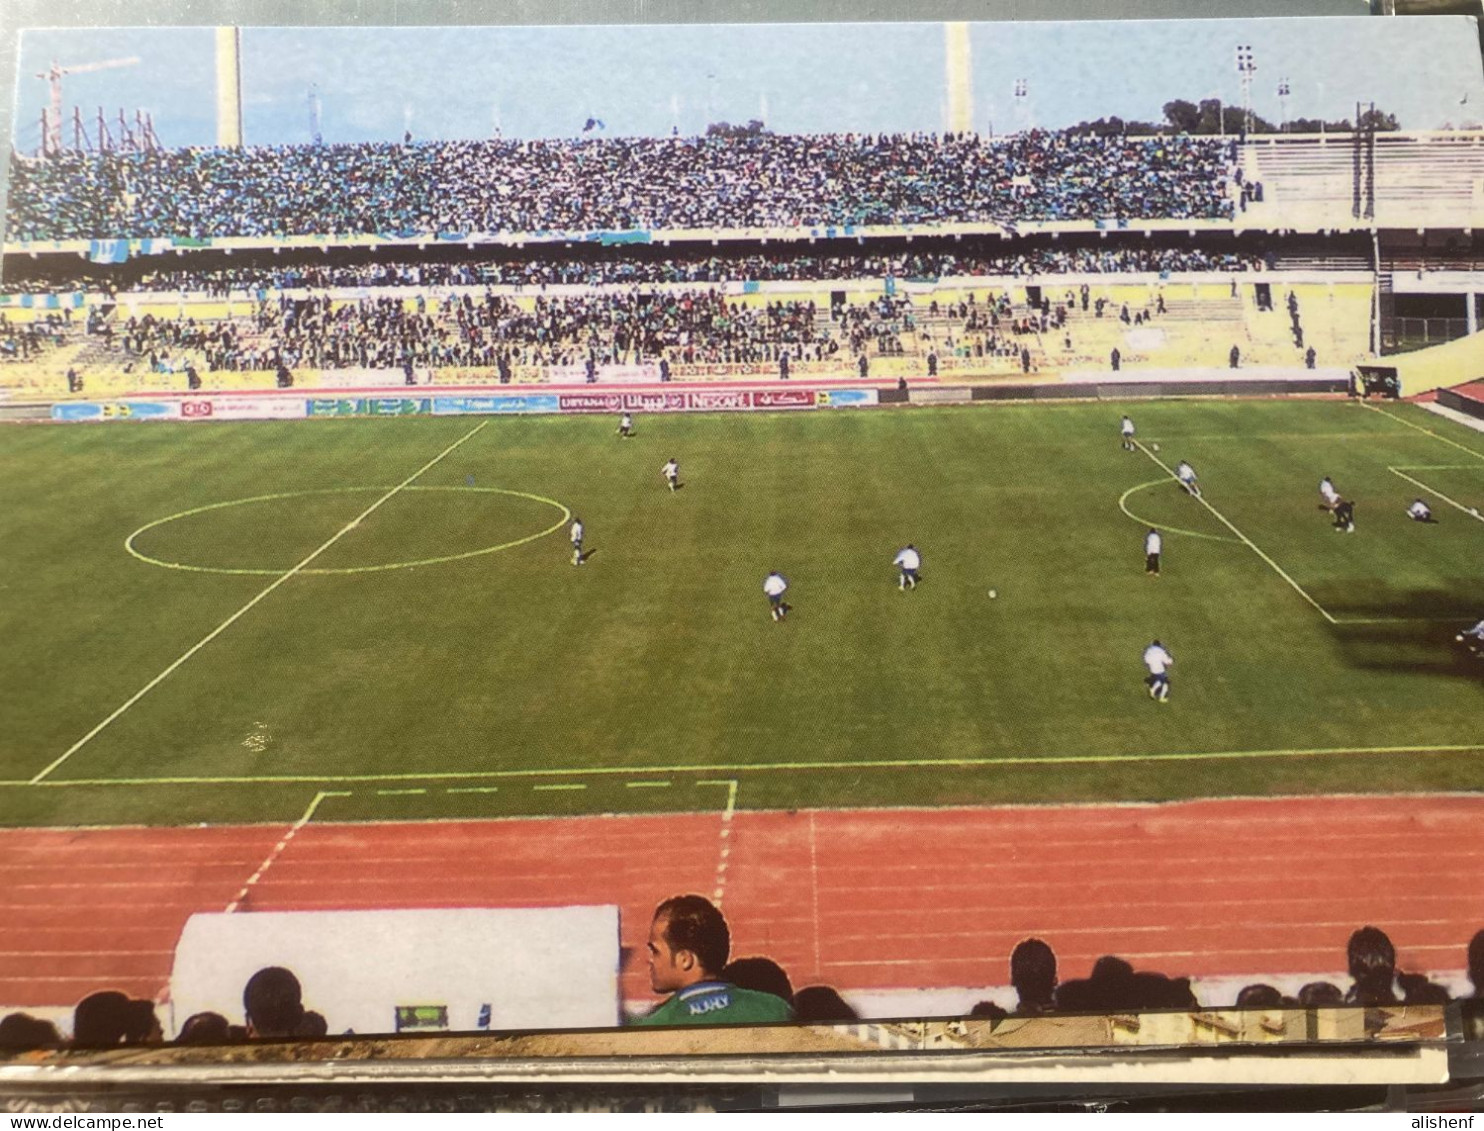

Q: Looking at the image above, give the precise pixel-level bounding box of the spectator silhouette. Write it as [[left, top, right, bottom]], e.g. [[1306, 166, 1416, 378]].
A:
[[1056, 955, 1196, 1012], [1344, 926, 1399, 1006], [1397, 972, 1450, 1005], [793, 986, 859, 1023], [72, 991, 161, 1047], [1469, 929, 1484, 998], [1009, 937, 1058, 1015], [720, 956, 794, 1007], [1297, 982, 1344, 1007], [1235, 984, 1285, 1009], [0, 1012, 62, 1050], [244, 966, 318, 1039], [175, 1011, 233, 1045]]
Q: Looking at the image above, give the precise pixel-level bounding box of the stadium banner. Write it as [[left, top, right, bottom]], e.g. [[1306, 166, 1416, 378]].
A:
[[51, 400, 182, 422], [548, 364, 661, 384], [750, 389, 816, 410], [433, 394, 561, 415], [558, 391, 689, 413], [685, 389, 755, 411], [817, 388, 878, 407], [557, 389, 819, 414], [177, 396, 308, 421], [305, 397, 432, 417]]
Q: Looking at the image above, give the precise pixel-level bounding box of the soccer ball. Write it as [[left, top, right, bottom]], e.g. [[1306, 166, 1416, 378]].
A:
[[1152, 443, 1160, 452], [988, 589, 998, 599]]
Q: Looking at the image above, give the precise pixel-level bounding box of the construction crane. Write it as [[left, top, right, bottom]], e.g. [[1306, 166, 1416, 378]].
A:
[[36, 56, 140, 157]]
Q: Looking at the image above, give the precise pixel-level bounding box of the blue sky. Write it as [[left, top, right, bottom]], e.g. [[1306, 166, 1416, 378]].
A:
[[11, 17, 1483, 151]]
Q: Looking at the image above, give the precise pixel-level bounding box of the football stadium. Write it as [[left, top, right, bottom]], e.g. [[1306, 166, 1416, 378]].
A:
[[0, 15, 1482, 1070]]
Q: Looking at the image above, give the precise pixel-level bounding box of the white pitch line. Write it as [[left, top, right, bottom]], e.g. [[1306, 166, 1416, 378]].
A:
[[1361, 402, 1484, 461], [1134, 440, 1337, 624], [1388, 467, 1484, 525], [224, 790, 349, 912], [28, 421, 490, 786], [698, 779, 739, 909], [10, 739, 1484, 789]]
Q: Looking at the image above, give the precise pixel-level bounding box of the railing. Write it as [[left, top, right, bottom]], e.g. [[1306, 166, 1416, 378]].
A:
[[1384, 316, 1471, 353]]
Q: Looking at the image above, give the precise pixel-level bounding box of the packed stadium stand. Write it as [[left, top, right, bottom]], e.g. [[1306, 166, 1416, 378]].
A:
[[0, 127, 1479, 401]]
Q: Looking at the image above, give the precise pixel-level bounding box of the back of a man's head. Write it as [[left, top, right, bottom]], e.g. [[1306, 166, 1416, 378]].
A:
[[71, 991, 132, 1047], [1467, 929, 1484, 996], [175, 1012, 235, 1045], [655, 894, 730, 979], [243, 966, 306, 1038], [721, 956, 793, 1004], [1297, 981, 1344, 1007], [0, 1012, 62, 1050], [1347, 926, 1396, 984], [1009, 938, 1058, 1010]]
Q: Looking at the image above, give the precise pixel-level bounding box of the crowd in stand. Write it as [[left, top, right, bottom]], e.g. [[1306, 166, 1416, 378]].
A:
[[107, 290, 840, 375], [33, 244, 1268, 297], [0, 311, 71, 362], [6, 131, 1238, 242], [0, 908, 1480, 1049], [71, 279, 1191, 379]]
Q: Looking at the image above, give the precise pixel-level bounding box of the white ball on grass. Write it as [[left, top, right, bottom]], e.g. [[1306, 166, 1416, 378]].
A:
[[988, 589, 998, 599], [1152, 443, 1160, 452]]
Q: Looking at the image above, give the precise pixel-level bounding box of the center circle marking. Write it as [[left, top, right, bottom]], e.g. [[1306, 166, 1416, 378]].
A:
[[124, 485, 571, 575]]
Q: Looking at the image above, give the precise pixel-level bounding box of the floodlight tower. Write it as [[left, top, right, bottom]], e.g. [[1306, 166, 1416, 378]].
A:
[[1278, 78, 1291, 133], [308, 83, 323, 145], [1235, 44, 1257, 135], [215, 27, 243, 147], [35, 56, 140, 157], [944, 22, 973, 135], [1013, 78, 1030, 134]]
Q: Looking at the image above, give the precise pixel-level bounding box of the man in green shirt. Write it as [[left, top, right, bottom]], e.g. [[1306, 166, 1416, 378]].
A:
[[630, 895, 794, 1027]]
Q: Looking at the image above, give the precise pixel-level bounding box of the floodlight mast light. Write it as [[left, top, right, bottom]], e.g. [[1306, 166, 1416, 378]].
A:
[[1235, 44, 1257, 135]]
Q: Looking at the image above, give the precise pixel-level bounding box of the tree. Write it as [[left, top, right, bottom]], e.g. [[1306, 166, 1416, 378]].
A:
[[1157, 95, 1392, 135], [1162, 99, 1203, 134], [1066, 114, 1165, 136], [1357, 107, 1400, 132], [706, 119, 771, 138]]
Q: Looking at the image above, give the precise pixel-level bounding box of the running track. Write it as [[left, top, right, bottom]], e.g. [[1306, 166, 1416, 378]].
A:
[[1, 794, 1481, 1010]]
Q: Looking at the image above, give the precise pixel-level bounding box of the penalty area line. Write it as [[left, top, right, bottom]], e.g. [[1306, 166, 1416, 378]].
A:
[[27, 420, 490, 787], [1388, 467, 1484, 526], [1361, 402, 1484, 462], [1134, 440, 1337, 624]]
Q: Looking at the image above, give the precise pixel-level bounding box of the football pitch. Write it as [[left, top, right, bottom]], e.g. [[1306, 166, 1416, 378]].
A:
[[1, 398, 1481, 829]]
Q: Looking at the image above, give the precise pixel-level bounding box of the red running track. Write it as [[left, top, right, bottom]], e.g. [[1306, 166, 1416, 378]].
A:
[[1, 795, 1481, 1010]]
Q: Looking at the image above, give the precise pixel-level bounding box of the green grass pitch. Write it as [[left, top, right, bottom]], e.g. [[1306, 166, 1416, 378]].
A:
[[0, 398, 1481, 828]]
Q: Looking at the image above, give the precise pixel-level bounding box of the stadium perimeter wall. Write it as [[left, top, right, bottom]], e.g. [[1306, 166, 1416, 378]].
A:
[[1384, 327, 1484, 397], [0, 370, 1353, 425]]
